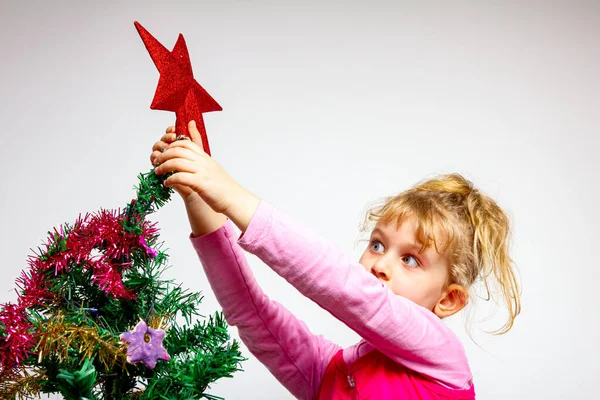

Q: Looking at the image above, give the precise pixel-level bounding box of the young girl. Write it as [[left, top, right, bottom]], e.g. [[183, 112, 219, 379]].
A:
[[151, 121, 520, 399]]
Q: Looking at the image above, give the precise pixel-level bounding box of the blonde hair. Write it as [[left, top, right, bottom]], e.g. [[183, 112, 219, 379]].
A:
[[358, 173, 521, 334]]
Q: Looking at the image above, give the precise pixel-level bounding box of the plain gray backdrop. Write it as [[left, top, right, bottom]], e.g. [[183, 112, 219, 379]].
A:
[[1, 1, 598, 399]]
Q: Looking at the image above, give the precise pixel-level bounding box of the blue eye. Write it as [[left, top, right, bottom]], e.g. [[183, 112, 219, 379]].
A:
[[369, 240, 384, 252], [370, 240, 421, 268], [402, 255, 420, 268]]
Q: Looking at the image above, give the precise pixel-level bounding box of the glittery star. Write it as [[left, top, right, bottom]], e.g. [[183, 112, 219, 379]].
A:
[[134, 21, 222, 155], [120, 320, 171, 369]]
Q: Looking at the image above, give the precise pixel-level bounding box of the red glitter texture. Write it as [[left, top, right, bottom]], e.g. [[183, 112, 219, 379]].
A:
[[134, 21, 222, 155]]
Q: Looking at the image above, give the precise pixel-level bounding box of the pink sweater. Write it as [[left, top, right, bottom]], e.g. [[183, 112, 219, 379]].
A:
[[190, 199, 475, 399]]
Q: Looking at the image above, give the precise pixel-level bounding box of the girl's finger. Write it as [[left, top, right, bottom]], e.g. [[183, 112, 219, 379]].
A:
[[166, 126, 175, 133], [164, 171, 197, 189], [166, 138, 205, 156], [157, 146, 201, 165], [150, 150, 162, 165], [187, 120, 203, 148], [154, 158, 199, 176], [160, 133, 177, 144], [152, 140, 169, 153]]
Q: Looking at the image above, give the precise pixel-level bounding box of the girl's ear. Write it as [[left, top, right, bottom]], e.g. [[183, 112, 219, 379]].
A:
[[433, 284, 469, 318]]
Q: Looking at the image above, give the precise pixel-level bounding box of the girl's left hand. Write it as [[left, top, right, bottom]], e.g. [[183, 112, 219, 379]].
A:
[[154, 121, 244, 215]]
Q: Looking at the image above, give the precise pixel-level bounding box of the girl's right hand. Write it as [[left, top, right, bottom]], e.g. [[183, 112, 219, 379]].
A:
[[150, 125, 201, 203]]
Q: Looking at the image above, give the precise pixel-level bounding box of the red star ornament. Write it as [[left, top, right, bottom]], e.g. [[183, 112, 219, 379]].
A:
[[134, 21, 222, 155]]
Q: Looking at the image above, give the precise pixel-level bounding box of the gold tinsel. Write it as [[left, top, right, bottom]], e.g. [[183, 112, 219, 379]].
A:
[[1, 311, 172, 398], [147, 313, 170, 331], [0, 367, 46, 400], [34, 312, 127, 371]]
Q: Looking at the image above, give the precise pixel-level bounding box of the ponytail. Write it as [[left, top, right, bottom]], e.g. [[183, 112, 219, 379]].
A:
[[465, 188, 521, 334]]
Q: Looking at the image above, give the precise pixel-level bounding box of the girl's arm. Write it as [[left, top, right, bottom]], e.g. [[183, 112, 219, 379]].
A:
[[183, 197, 340, 400], [229, 198, 473, 390], [153, 123, 470, 390]]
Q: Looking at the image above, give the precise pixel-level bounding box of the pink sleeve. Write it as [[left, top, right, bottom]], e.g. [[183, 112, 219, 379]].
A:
[[237, 200, 473, 390], [190, 219, 341, 400]]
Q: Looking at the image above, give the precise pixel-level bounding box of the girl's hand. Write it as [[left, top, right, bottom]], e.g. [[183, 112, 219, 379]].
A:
[[150, 125, 201, 203], [154, 120, 244, 215]]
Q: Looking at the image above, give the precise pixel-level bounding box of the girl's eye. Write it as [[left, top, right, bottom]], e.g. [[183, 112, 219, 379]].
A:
[[369, 240, 384, 252], [402, 255, 420, 269], [369, 240, 421, 269]]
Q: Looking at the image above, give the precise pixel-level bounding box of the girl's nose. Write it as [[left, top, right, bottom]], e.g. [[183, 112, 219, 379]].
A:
[[371, 262, 392, 281]]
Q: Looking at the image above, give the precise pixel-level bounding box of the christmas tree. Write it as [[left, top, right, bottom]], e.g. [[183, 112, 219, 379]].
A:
[[0, 168, 245, 399], [0, 22, 244, 399]]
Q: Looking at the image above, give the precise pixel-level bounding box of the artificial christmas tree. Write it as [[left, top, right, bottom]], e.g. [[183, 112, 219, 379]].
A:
[[0, 22, 244, 399]]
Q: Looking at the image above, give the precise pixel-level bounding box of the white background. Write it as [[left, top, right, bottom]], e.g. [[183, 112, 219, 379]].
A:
[[1, 1, 598, 399]]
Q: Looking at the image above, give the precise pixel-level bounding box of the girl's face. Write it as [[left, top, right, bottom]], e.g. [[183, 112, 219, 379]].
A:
[[358, 216, 451, 312]]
